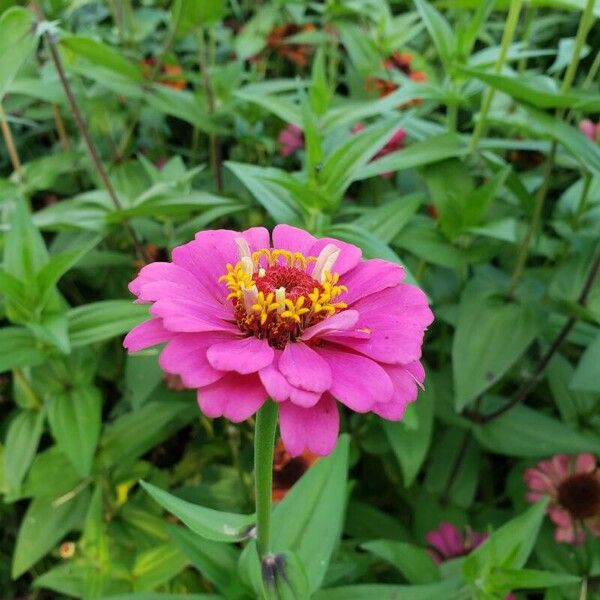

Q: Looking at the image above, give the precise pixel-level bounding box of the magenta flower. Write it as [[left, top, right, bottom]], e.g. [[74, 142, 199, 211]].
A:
[[579, 119, 600, 143], [124, 226, 433, 456], [524, 453, 600, 544], [426, 522, 488, 564], [427, 523, 515, 600], [278, 124, 304, 157]]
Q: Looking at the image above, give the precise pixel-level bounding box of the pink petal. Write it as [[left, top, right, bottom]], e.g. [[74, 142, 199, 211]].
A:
[[317, 347, 393, 412], [129, 262, 203, 299], [579, 119, 597, 141], [309, 238, 362, 276], [548, 506, 573, 528], [300, 310, 360, 342], [123, 318, 171, 352], [259, 350, 291, 402], [339, 259, 404, 306], [439, 522, 465, 557], [329, 284, 433, 364], [279, 394, 339, 457], [371, 361, 425, 420], [272, 224, 317, 256], [207, 337, 274, 374], [197, 373, 268, 422], [159, 333, 230, 388], [574, 453, 596, 474], [279, 342, 332, 394], [289, 387, 321, 408]]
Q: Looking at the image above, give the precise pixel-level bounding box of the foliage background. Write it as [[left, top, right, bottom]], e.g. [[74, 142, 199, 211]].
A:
[[0, 0, 599, 598]]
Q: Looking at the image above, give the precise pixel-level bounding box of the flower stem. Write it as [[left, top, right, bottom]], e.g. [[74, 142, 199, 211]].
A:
[[0, 103, 23, 179], [469, 0, 523, 155], [254, 400, 278, 559]]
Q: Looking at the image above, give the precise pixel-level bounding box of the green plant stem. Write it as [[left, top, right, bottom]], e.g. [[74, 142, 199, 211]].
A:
[[469, 0, 523, 154], [517, 5, 536, 73], [560, 0, 596, 94], [506, 140, 557, 299], [573, 171, 593, 228], [0, 103, 23, 179], [254, 400, 278, 559], [32, 2, 149, 264]]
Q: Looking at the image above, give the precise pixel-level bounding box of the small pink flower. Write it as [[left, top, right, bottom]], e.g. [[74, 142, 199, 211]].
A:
[[352, 123, 407, 178], [427, 523, 514, 600], [426, 522, 488, 564], [278, 124, 304, 157], [524, 453, 600, 544], [579, 119, 600, 142], [124, 226, 433, 457]]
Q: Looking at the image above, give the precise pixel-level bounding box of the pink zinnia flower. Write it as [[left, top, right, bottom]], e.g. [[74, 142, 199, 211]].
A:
[[524, 453, 600, 544], [427, 523, 515, 600], [278, 124, 304, 157], [426, 522, 488, 564], [123, 226, 433, 457], [352, 123, 407, 178], [579, 119, 600, 143]]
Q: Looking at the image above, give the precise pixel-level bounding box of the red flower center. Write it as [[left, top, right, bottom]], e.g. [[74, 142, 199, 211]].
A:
[[557, 472, 600, 519], [255, 265, 321, 302]]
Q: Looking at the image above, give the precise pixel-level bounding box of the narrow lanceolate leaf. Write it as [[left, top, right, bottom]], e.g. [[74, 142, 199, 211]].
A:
[[271, 435, 350, 592], [47, 385, 102, 477], [141, 481, 255, 542], [0, 327, 47, 373], [0, 7, 39, 99], [570, 331, 600, 393]]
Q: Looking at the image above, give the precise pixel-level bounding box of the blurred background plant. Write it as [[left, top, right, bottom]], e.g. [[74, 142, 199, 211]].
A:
[[0, 0, 599, 599]]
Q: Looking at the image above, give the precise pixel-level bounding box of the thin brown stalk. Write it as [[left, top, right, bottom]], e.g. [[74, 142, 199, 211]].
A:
[[51, 104, 70, 151], [0, 103, 23, 178]]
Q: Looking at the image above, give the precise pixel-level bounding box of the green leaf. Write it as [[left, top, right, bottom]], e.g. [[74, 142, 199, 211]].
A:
[[314, 579, 464, 599], [453, 285, 538, 409], [361, 540, 440, 585], [12, 488, 91, 578], [4, 409, 44, 494], [47, 385, 102, 477], [0, 327, 47, 372], [473, 404, 600, 457], [175, 0, 226, 33], [0, 7, 39, 99], [463, 500, 548, 581], [67, 301, 148, 347], [357, 133, 467, 180], [271, 435, 350, 592], [167, 525, 245, 597], [132, 543, 188, 591], [141, 481, 254, 542], [487, 568, 580, 590], [462, 67, 600, 111], [413, 0, 457, 72], [98, 595, 221, 600], [263, 551, 310, 600], [570, 331, 600, 392], [320, 119, 408, 203], [60, 35, 143, 82], [225, 161, 303, 222], [383, 379, 434, 487], [99, 399, 196, 467], [4, 198, 49, 283]]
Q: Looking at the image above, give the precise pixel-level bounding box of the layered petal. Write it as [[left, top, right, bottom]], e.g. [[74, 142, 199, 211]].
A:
[[197, 372, 268, 422], [371, 361, 425, 420], [300, 310, 359, 341], [123, 318, 171, 352], [329, 284, 433, 364], [207, 337, 274, 374], [309, 237, 362, 276], [272, 224, 317, 256], [317, 347, 393, 412], [339, 259, 404, 306], [279, 342, 331, 393], [159, 333, 230, 388], [279, 394, 339, 457]]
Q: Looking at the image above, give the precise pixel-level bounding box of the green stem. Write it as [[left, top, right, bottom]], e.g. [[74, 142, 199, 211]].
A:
[[469, 0, 523, 154], [517, 5, 536, 74], [254, 400, 278, 559], [573, 171, 593, 228], [560, 0, 596, 94]]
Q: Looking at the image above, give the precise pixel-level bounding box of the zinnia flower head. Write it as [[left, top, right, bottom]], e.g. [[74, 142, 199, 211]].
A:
[[426, 522, 488, 564], [272, 438, 318, 501], [427, 523, 515, 600], [124, 226, 433, 457], [278, 124, 304, 157], [524, 453, 600, 544]]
